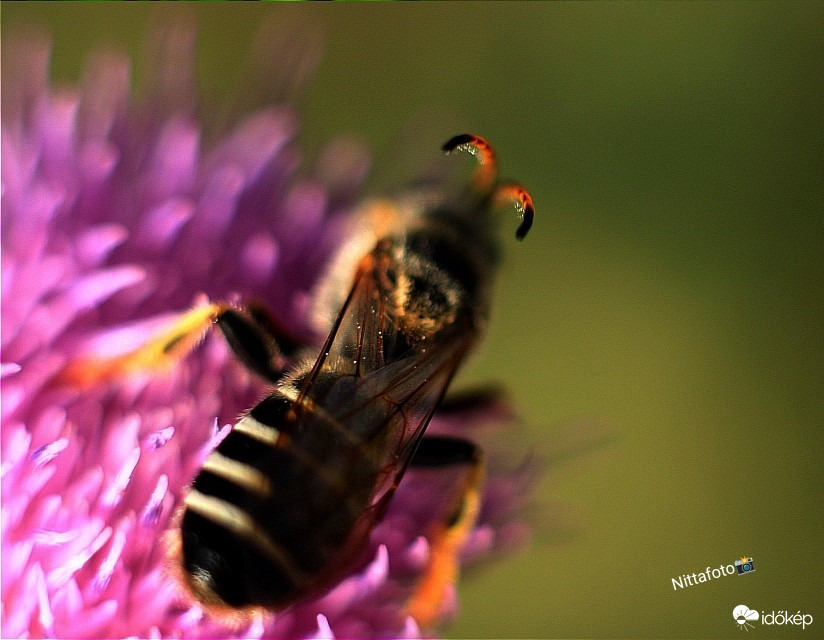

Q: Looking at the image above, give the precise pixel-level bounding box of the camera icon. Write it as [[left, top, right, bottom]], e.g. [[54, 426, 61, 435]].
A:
[[735, 557, 755, 575]]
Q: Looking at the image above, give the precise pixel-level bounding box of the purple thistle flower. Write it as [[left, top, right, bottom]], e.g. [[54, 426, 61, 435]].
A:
[[1, 24, 535, 639]]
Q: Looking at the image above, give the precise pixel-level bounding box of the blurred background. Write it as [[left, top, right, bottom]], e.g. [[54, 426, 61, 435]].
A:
[[4, 3, 822, 638]]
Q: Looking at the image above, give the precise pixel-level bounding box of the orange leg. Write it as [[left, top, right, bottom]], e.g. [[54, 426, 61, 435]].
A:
[[404, 436, 485, 628], [59, 301, 294, 388]]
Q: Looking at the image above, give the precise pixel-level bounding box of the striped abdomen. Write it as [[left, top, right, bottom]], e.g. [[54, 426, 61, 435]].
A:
[[180, 391, 384, 609]]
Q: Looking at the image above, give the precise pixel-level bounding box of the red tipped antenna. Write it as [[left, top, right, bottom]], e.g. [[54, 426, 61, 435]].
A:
[[496, 182, 534, 240], [442, 133, 498, 195]]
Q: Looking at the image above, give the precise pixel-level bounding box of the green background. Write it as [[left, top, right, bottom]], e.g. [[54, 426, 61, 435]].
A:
[[4, 3, 822, 638]]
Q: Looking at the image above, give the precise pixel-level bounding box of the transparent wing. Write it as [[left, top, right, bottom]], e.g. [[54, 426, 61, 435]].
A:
[[295, 240, 475, 497]]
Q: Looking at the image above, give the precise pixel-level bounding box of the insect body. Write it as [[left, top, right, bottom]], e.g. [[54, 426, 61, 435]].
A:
[[63, 134, 534, 621], [180, 134, 534, 616]]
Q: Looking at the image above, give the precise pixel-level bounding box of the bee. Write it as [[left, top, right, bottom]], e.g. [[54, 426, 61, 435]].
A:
[[62, 134, 534, 624]]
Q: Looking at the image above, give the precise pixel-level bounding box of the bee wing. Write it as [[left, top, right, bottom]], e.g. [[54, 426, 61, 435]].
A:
[[296, 243, 475, 489]]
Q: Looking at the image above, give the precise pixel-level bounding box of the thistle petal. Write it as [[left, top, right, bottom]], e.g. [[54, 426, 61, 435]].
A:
[[2, 24, 536, 640]]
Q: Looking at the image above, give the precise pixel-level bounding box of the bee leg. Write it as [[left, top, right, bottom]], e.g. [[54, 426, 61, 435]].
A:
[[212, 304, 295, 384], [405, 435, 485, 628], [435, 385, 508, 416], [59, 302, 295, 387]]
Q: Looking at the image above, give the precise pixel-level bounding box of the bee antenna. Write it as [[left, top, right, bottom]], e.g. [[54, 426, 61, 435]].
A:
[[442, 134, 498, 195], [495, 182, 535, 240]]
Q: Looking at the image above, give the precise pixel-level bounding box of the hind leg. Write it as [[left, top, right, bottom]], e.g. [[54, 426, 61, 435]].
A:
[[405, 435, 485, 628]]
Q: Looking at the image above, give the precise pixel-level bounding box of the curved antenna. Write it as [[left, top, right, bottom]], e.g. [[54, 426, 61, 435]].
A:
[[495, 182, 535, 240], [442, 133, 498, 195], [442, 134, 534, 240]]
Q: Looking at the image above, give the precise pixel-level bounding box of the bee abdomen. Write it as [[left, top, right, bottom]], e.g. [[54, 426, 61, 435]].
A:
[[181, 393, 377, 609]]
